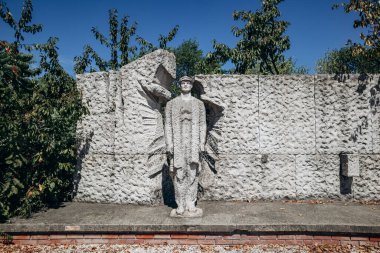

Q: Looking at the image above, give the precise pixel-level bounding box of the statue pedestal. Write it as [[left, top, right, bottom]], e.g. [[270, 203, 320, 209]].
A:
[[170, 208, 203, 218]]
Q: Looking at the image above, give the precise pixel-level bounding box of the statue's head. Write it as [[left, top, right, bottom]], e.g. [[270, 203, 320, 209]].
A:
[[179, 76, 194, 94]]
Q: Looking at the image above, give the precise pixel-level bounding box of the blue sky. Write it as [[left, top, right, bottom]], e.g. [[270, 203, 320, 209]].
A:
[[1, 0, 363, 75]]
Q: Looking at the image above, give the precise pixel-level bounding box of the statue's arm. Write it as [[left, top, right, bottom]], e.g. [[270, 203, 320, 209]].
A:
[[200, 101, 206, 152], [165, 101, 173, 155]]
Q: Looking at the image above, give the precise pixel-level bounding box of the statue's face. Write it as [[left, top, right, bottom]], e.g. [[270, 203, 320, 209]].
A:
[[180, 80, 193, 93]]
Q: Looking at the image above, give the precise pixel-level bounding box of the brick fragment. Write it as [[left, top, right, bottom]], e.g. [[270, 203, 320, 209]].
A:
[[82, 238, 110, 244], [232, 239, 261, 245], [313, 236, 332, 240], [66, 234, 83, 239], [170, 234, 188, 239], [205, 235, 222, 239], [331, 236, 350, 241], [277, 235, 295, 240], [198, 239, 215, 245], [83, 234, 100, 239], [107, 239, 131, 244], [154, 234, 171, 239], [102, 234, 118, 239], [369, 237, 380, 242], [144, 239, 169, 245], [119, 234, 136, 239], [50, 235, 67, 239], [12, 239, 37, 245], [12, 235, 30, 240], [120, 239, 145, 244], [64, 226, 80, 231], [295, 235, 313, 240], [223, 234, 241, 240], [30, 235, 49, 240], [351, 236, 369, 241], [136, 234, 154, 239], [259, 235, 277, 240], [187, 235, 205, 239], [240, 235, 259, 240]]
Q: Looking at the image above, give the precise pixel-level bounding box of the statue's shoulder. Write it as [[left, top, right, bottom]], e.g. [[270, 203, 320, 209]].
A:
[[167, 96, 203, 105], [172, 96, 182, 102], [167, 97, 177, 105], [193, 97, 204, 106]]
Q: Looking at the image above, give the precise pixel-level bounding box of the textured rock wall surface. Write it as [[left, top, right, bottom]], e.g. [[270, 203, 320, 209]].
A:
[[75, 50, 175, 204], [195, 74, 380, 201], [75, 49, 380, 204]]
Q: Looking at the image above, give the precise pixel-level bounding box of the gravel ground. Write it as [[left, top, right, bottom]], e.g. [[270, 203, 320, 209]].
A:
[[1, 244, 379, 253]]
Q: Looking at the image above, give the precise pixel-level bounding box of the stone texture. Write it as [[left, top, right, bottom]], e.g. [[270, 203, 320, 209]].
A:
[[261, 155, 297, 199], [112, 155, 162, 205], [75, 49, 380, 204], [115, 50, 175, 155], [340, 154, 360, 177], [315, 75, 379, 154], [353, 155, 380, 200], [75, 50, 175, 203], [76, 72, 115, 115], [295, 155, 341, 199], [195, 75, 259, 154], [374, 114, 380, 154], [370, 75, 380, 153], [76, 114, 115, 154], [201, 155, 263, 201], [75, 154, 117, 203], [259, 75, 315, 154], [201, 154, 297, 201]]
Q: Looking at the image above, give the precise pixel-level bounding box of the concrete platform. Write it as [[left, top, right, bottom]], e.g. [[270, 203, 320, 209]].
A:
[[1, 201, 380, 235]]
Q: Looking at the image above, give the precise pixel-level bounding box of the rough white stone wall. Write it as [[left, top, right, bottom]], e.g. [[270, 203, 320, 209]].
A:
[[75, 50, 175, 204], [75, 49, 380, 204], [196, 74, 380, 201]]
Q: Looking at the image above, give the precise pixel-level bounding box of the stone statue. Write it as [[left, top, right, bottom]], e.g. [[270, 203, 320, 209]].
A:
[[165, 76, 206, 217]]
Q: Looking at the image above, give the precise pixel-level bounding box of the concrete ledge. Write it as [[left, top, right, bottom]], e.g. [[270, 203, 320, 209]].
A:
[[1, 201, 380, 235], [2, 224, 380, 235]]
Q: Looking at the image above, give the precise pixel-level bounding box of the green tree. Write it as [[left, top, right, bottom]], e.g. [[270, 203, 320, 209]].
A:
[[0, 0, 42, 50], [334, 0, 380, 48], [74, 9, 137, 73], [135, 25, 179, 57], [172, 39, 222, 78], [169, 39, 222, 95], [74, 8, 179, 74], [316, 46, 380, 74], [0, 1, 85, 221], [0, 41, 36, 221], [209, 0, 293, 74], [320, 0, 380, 74]]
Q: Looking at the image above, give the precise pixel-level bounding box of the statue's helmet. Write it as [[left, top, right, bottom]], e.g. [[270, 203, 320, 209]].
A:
[[179, 76, 194, 84]]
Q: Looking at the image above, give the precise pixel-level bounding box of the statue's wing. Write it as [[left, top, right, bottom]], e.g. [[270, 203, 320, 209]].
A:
[[138, 65, 174, 177], [198, 92, 225, 189], [146, 109, 167, 178]]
